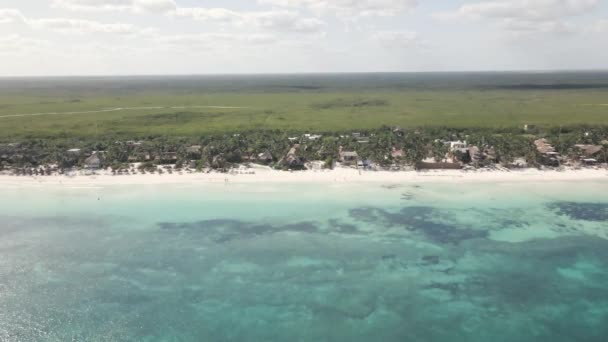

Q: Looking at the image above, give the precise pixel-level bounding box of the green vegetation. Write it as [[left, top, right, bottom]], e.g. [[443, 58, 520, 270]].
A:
[[1, 73, 607, 174], [2, 126, 607, 174], [1, 73, 607, 140]]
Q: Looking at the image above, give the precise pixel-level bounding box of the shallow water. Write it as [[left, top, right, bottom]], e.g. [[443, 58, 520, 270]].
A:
[[1, 181, 608, 341]]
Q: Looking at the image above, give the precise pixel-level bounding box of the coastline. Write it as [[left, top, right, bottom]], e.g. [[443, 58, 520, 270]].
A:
[[1, 166, 606, 188]]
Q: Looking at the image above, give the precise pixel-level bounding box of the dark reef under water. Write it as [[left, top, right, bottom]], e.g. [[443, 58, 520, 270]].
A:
[[1, 198, 608, 341]]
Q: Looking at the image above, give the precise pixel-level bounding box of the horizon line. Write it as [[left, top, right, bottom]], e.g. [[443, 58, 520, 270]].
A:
[[1, 68, 608, 78]]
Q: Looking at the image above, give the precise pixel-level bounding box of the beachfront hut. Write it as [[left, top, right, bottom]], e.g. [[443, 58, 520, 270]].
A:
[[283, 155, 304, 169], [534, 139, 556, 154], [574, 145, 602, 158], [84, 153, 102, 169], [280, 144, 305, 169], [157, 152, 178, 164], [468, 146, 481, 163], [257, 151, 273, 164], [534, 139, 562, 166], [339, 150, 359, 165], [187, 145, 202, 153], [186, 145, 202, 158], [212, 154, 227, 169]]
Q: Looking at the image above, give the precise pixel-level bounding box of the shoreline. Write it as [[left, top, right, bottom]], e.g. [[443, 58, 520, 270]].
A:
[[1, 167, 607, 188]]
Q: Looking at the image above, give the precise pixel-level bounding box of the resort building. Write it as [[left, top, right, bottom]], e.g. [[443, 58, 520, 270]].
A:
[[212, 154, 227, 169], [157, 152, 178, 164], [187, 145, 202, 153], [84, 152, 102, 169], [535, 138, 561, 166], [257, 151, 273, 164], [281, 145, 305, 169], [448, 141, 468, 151], [534, 139, 555, 154], [574, 144, 603, 159], [468, 146, 481, 163], [339, 149, 359, 166]]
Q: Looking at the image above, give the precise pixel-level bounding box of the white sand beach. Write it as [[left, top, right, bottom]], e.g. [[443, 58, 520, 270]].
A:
[[1, 166, 606, 188]]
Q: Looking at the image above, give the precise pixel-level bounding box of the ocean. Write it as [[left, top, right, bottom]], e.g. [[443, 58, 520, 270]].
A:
[[1, 180, 607, 341]]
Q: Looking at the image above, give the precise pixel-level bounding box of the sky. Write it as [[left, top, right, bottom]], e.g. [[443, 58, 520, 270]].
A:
[[0, 0, 607, 76]]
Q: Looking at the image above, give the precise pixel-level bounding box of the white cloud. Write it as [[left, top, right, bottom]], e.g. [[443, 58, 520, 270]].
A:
[[1, 7, 154, 36], [436, 0, 598, 21], [52, 0, 176, 13], [589, 19, 608, 33], [372, 30, 418, 43], [54, 2, 326, 34], [173, 8, 325, 34], [0, 34, 51, 55], [0, 8, 26, 24], [371, 30, 429, 49], [502, 19, 577, 34], [134, 0, 176, 13], [172, 7, 242, 23], [434, 0, 598, 34], [156, 33, 277, 50], [28, 18, 142, 35], [259, 0, 418, 17], [247, 10, 325, 33]]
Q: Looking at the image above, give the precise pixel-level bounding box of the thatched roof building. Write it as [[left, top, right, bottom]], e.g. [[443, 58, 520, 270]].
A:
[[280, 144, 304, 169], [84, 152, 102, 169], [257, 151, 273, 163], [534, 139, 556, 154], [574, 144, 603, 157]]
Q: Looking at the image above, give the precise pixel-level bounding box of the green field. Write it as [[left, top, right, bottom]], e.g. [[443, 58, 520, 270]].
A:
[[1, 73, 608, 139]]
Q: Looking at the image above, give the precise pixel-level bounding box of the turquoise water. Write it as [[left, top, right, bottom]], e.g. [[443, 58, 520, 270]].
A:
[[1, 181, 608, 341]]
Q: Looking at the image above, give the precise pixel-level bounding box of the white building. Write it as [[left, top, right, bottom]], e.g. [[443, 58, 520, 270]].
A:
[[448, 141, 467, 151]]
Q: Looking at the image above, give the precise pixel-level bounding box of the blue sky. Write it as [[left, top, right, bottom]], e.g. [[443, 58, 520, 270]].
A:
[[0, 0, 607, 75]]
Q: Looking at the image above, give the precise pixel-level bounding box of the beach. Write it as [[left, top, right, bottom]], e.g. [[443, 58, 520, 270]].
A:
[[1, 166, 607, 188]]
